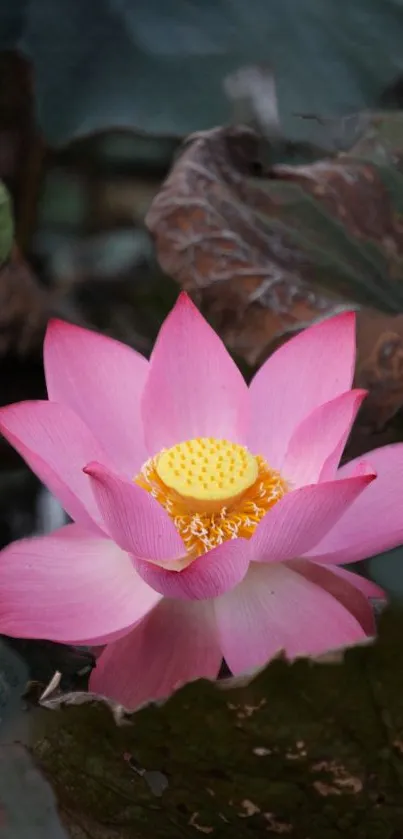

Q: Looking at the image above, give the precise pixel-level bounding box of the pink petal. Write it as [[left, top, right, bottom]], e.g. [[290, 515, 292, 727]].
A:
[[90, 598, 221, 709], [84, 461, 185, 560], [250, 468, 376, 563], [132, 538, 251, 600], [305, 444, 403, 565], [320, 565, 386, 600], [0, 401, 109, 529], [286, 559, 376, 635], [214, 562, 367, 674], [248, 311, 356, 469], [141, 292, 248, 453], [71, 624, 145, 648], [44, 319, 148, 475], [283, 389, 366, 487], [0, 524, 161, 644]]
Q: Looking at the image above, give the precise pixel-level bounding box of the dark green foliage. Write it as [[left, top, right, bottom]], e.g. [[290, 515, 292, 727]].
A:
[[33, 608, 403, 837], [0, 183, 13, 265], [1, 1, 403, 143], [0, 744, 68, 838], [0, 639, 27, 730]]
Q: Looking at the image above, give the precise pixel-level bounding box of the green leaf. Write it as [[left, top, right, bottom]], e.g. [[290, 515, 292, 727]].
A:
[[33, 608, 403, 837], [0, 745, 68, 838], [361, 546, 403, 600], [0, 638, 27, 730], [0, 183, 13, 266], [2, 1, 403, 143]]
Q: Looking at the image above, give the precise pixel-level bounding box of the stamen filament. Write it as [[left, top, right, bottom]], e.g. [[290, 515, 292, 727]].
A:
[[135, 437, 287, 559]]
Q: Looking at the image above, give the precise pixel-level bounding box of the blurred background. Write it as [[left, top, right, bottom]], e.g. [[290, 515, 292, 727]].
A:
[[1, 0, 403, 675]]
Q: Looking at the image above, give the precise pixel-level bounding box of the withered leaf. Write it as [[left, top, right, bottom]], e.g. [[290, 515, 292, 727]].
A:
[[147, 114, 403, 439], [32, 608, 403, 838]]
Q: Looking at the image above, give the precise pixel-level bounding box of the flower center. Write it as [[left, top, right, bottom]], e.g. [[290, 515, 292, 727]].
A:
[[156, 438, 259, 509], [136, 437, 287, 559]]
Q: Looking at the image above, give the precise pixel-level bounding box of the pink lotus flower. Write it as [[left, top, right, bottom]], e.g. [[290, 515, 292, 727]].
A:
[[0, 293, 400, 709]]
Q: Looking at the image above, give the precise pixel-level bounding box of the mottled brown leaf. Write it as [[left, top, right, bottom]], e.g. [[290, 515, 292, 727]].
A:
[[32, 608, 403, 839], [147, 115, 403, 440]]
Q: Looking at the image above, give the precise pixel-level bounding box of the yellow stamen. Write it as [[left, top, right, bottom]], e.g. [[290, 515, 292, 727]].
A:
[[135, 437, 287, 560], [156, 438, 258, 509]]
